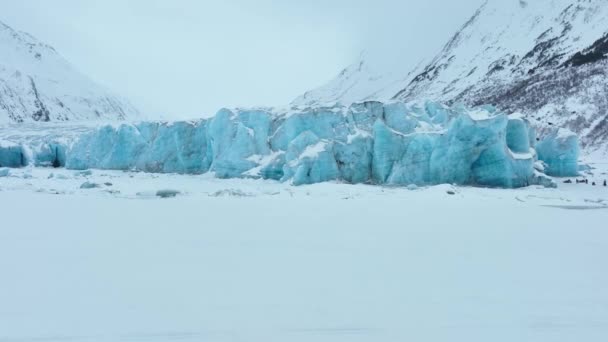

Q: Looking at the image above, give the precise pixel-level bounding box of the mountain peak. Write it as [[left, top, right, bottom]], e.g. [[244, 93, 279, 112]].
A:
[[0, 19, 139, 123], [295, 0, 608, 151]]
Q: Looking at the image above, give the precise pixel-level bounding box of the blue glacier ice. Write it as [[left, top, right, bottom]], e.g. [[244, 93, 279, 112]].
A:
[[66, 121, 210, 174], [0, 140, 26, 168], [334, 133, 373, 184], [506, 114, 532, 154], [282, 131, 340, 185], [536, 128, 580, 177], [32, 142, 67, 168], [208, 109, 270, 178], [1, 101, 581, 188]]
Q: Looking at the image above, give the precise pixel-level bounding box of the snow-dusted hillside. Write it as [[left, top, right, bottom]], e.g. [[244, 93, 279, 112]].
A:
[[294, 0, 608, 151], [0, 20, 139, 124]]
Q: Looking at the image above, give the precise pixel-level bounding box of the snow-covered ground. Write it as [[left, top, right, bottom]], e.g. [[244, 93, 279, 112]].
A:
[[1, 166, 608, 342]]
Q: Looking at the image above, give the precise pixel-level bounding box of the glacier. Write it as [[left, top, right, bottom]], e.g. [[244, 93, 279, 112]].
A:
[[0, 101, 579, 188]]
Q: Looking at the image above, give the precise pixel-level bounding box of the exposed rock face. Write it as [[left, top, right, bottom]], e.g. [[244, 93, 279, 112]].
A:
[[294, 0, 608, 152], [0, 20, 139, 123]]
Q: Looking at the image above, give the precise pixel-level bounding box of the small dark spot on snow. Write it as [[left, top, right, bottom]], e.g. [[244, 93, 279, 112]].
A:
[[156, 189, 180, 198]]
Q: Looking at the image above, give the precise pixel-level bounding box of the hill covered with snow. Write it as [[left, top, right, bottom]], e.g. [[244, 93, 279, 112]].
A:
[[0, 20, 139, 124], [294, 0, 608, 151]]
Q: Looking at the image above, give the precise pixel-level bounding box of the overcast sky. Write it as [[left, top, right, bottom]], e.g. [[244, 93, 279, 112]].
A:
[[1, 0, 483, 118]]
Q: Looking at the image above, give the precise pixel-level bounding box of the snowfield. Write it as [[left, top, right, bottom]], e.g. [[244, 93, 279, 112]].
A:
[[1, 166, 608, 342]]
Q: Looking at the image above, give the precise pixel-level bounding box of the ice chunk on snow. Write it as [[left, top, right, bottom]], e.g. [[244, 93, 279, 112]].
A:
[[156, 189, 181, 198], [80, 181, 101, 189]]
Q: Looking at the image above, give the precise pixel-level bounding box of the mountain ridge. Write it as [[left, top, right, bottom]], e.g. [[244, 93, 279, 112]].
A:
[[294, 0, 608, 152], [0, 20, 139, 124]]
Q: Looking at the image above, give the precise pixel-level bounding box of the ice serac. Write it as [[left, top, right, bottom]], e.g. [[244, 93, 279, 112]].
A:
[[208, 109, 271, 178], [283, 133, 338, 186], [536, 128, 580, 177], [49, 100, 572, 188]]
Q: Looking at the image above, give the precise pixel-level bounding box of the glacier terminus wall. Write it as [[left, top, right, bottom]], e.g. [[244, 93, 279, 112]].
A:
[[1, 101, 580, 188]]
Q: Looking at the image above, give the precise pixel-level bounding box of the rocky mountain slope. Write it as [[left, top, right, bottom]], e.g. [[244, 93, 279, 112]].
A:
[[0, 20, 139, 124], [294, 0, 608, 151]]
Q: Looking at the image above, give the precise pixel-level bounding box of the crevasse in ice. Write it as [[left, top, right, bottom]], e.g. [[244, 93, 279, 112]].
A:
[[1, 101, 578, 188]]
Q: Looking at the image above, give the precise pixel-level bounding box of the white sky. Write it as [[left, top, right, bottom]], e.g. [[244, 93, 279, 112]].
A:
[[1, 0, 483, 118]]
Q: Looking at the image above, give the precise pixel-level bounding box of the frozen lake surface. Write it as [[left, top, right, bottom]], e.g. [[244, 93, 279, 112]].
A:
[[1, 167, 607, 342]]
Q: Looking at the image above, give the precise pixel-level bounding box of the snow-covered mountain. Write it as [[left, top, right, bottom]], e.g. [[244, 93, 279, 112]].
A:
[[0, 20, 139, 124], [294, 0, 608, 150]]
